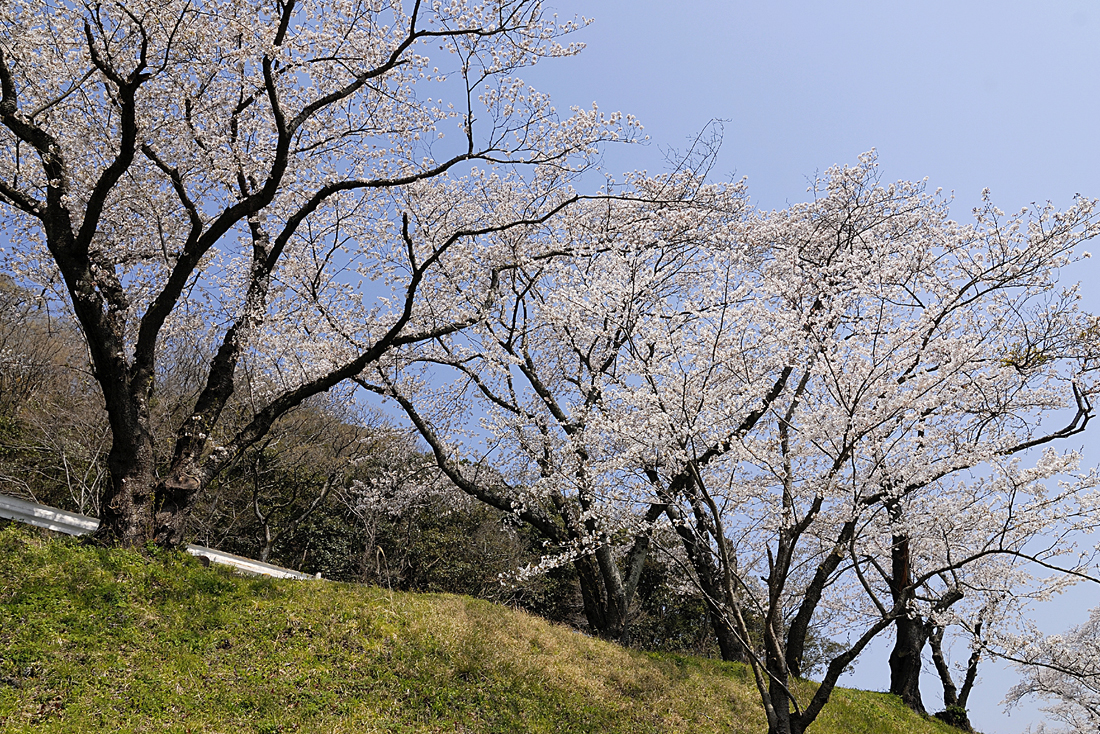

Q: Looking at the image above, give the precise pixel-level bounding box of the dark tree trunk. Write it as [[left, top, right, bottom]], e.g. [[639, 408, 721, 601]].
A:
[[767, 646, 798, 734], [769, 691, 795, 734], [929, 623, 979, 732], [575, 553, 622, 638], [711, 603, 750, 663], [152, 472, 203, 546], [889, 612, 929, 715], [666, 503, 752, 663], [786, 519, 858, 677], [572, 534, 661, 643], [94, 400, 205, 548], [885, 518, 929, 714], [96, 428, 158, 546], [92, 368, 159, 546]]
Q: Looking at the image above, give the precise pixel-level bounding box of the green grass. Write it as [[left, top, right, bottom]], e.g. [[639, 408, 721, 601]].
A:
[[0, 526, 963, 733]]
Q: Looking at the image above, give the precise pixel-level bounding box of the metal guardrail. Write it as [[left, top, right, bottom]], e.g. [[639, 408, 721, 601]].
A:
[[184, 546, 318, 580], [0, 492, 317, 581], [0, 493, 100, 536]]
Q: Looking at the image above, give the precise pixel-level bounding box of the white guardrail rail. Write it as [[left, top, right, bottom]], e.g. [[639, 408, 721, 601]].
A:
[[0, 492, 318, 581]]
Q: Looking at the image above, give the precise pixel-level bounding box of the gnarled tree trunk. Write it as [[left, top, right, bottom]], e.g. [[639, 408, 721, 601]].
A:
[[889, 611, 929, 715]]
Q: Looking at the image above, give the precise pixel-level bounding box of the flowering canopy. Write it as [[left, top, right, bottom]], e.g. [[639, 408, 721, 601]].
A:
[[382, 154, 1100, 734], [0, 0, 638, 544]]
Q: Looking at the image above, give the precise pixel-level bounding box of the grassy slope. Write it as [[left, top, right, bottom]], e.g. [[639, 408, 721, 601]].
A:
[[0, 527, 961, 734]]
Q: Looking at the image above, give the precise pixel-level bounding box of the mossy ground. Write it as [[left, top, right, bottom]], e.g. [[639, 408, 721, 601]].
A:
[[0, 526, 963, 733]]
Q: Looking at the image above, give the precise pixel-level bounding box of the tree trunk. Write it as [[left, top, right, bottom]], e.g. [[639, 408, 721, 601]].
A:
[[711, 602, 750, 663], [767, 655, 797, 734], [259, 534, 275, 564], [97, 449, 156, 545], [152, 471, 203, 547], [886, 522, 928, 714], [664, 501, 754, 664], [593, 543, 628, 635], [889, 613, 928, 715], [929, 625, 959, 708], [687, 548, 751, 663], [929, 624, 978, 732], [575, 553, 620, 638], [769, 700, 795, 733], [93, 403, 157, 546]]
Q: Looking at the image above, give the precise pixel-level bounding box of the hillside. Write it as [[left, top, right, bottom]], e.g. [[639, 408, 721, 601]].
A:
[[0, 526, 962, 733]]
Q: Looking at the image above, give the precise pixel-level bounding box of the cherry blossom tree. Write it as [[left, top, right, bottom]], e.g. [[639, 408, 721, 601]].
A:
[[616, 158, 1100, 734], [367, 153, 1100, 718], [0, 0, 637, 545], [871, 451, 1100, 720], [359, 166, 754, 642], [387, 153, 1098, 732], [1004, 605, 1100, 733]]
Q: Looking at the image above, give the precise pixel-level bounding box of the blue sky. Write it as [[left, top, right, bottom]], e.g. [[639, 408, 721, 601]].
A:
[[530, 0, 1100, 215], [522, 2, 1100, 731]]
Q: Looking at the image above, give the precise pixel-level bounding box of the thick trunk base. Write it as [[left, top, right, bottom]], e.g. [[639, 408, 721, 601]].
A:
[[889, 616, 928, 715], [574, 554, 628, 641], [711, 603, 751, 663], [94, 444, 157, 547], [152, 473, 201, 547], [934, 707, 974, 732]]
